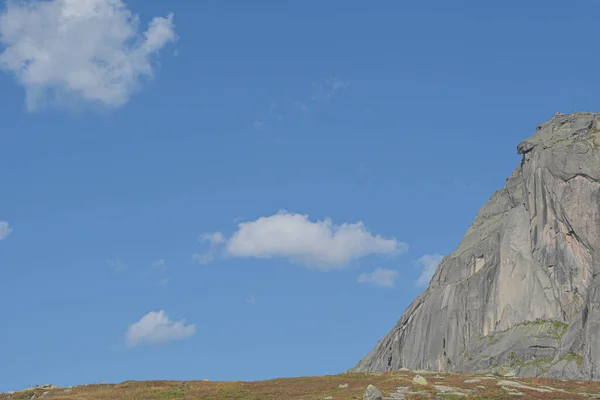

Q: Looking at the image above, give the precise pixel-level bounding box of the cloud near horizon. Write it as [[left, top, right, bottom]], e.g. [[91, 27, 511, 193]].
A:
[[0, 0, 177, 110], [126, 310, 196, 347], [194, 211, 407, 270], [357, 268, 398, 288], [415, 254, 444, 287], [0, 221, 12, 240]]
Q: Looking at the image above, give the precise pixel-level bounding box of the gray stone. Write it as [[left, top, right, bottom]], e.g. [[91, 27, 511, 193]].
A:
[[501, 386, 525, 396], [412, 375, 427, 385], [433, 385, 474, 395], [364, 384, 383, 400], [351, 112, 600, 380], [497, 380, 553, 393], [338, 383, 349, 388]]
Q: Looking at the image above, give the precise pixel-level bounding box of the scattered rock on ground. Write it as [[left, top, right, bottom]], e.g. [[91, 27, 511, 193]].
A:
[[578, 393, 600, 399], [464, 379, 480, 383], [433, 385, 474, 396], [338, 383, 348, 388], [497, 380, 553, 393], [412, 375, 428, 385], [501, 386, 525, 396], [364, 384, 383, 400]]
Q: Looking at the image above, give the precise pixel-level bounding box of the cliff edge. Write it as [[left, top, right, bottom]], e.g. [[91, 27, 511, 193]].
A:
[[351, 112, 600, 380]]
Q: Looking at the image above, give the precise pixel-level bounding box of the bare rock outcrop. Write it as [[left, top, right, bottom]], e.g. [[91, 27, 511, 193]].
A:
[[351, 112, 600, 380]]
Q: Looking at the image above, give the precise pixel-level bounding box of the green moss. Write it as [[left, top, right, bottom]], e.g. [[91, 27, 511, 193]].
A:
[[562, 352, 583, 367], [154, 388, 186, 399], [479, 319, 568, 343], [9, 391, 36, 400]]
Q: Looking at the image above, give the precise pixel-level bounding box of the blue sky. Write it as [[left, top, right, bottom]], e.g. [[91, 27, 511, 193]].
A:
[[1, 0, 600, 392]]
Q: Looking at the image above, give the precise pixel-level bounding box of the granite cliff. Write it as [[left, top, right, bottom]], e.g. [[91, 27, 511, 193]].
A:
[[351, 112, 600, 380]]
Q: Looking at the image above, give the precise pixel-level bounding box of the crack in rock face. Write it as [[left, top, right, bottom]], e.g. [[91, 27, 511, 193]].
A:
[[350, 112, 600, 381]]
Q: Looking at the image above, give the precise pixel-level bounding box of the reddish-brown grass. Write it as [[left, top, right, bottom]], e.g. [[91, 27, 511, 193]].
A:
[[3, 371, 600, 400]]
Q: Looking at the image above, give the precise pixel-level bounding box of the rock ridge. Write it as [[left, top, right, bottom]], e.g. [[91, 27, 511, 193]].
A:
[[351, 112, 600, 380]]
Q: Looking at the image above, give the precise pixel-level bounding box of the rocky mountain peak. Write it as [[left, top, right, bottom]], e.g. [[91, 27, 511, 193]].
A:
[[351, 113, 600, 380], [518, 111, 599, 155]]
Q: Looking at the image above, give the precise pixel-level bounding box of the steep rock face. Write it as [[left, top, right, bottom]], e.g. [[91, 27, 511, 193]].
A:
[[351, 112, 600, 380]]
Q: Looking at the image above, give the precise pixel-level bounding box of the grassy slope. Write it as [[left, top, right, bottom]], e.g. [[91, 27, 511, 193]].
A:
[[3, 370, 600, 400]]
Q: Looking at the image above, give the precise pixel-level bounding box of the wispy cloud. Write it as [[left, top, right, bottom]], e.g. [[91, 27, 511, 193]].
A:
[[106, 259, 128, 271], [192, 232, 227, 265], [415, 254, 444, 287], [253, 76, 350, 130], [311, 77, 350, 101], [147, 259, 169, 284], [199, 232, 226, 245], [245, 296, 257, 305], [194, 210, 407, 271], [0, 0, 177, 111], [357, 268, 399, 288], [125, 310, 196, 347], [192, 252, 215, 265], [0, 221, 12, 240]]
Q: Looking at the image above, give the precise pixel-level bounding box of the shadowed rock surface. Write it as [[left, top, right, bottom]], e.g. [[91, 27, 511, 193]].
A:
[[351, 112, 600, 380]]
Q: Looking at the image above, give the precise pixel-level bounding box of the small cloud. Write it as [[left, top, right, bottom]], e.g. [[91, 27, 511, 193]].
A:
[[0, 221, 12, 240], [106, 259, 128, 271], [311, 77, 350, 102], [192, 252, 214, 265], [125, 310, 196, 347], [245, 296, 257, 305], [0, 0, 177, 111], [152, 259, 166, 268], [415, 254, 444, 287], [357, 268, 398, 288], [199, 232, 226, 245], [225, 210, 407, 270], [193, 232, 226, 264]]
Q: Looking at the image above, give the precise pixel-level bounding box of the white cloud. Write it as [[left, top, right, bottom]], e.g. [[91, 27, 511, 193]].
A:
[[106, 259, 127, 271], [192, 232, 226, 264], [224, 211, 406, 270], [245, 296, 256, 305], [126, 310, 195, 347], [199, 232, 225, 245], [0, 221, 12, 240], [357, 268, 399, 288], [0, 0, 177, 110], [192, 251, 214, 265], [416, 254, 444, 287]]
